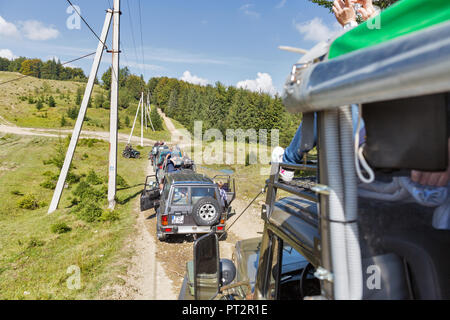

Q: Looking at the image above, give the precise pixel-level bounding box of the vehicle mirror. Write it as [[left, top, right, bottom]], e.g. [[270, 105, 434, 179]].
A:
[[219, 259, 236, 286], [194, 232, 220, 300]]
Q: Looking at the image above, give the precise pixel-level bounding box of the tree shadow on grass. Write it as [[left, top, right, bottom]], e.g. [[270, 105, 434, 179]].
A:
[[117, 183, 145, 191], [116, 190, 142, 205]]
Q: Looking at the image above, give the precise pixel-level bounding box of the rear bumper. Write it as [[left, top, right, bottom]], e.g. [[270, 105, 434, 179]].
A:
[[159, 224, 226, 235]]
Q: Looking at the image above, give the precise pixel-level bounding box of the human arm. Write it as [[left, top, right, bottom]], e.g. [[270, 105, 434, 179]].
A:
[[411, 138, 450, 187]]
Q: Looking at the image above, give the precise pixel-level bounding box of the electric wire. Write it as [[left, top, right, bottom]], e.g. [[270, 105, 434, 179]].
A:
[[66, 0, 109, 50], [0, 51, 97, 86]]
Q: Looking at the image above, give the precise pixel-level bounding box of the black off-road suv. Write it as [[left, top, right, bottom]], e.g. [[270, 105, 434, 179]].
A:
[[140, 172, 235, 241]]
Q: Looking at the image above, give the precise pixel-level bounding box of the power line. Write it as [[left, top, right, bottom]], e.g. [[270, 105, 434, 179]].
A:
[[66, 0, 109, 50], [126, 0, 145, 79], [0, 51, 97, 86], [138, 0, 146, 80]]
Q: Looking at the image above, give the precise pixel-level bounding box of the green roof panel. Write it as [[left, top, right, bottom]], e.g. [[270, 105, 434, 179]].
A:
[[329, 0, 450, 59]]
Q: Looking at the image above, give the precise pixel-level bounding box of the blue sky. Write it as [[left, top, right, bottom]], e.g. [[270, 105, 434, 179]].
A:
[[0, 0, 340, 93]]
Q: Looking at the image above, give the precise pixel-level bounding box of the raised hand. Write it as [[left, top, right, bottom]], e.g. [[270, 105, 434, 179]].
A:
[[332, 0, 357, 27], [356, 0, 378, 20]]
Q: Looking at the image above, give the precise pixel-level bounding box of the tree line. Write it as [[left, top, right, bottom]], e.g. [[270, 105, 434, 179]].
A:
[[147, 77, 301, 147], [0, 56, 88, 82]]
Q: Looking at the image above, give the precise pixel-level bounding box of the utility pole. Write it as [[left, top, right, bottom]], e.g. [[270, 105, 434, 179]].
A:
[[108, 0, 120, 210], [140, 91, 144, 147], [48, 9, 113, 214]]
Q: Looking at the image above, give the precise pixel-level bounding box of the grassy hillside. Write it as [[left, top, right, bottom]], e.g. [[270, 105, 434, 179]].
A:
[[0, 133, 150, 299], [0, 71, 170, 141]]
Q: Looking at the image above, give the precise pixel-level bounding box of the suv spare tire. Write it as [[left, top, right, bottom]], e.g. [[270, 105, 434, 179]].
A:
[[192, 197, 221, 226]]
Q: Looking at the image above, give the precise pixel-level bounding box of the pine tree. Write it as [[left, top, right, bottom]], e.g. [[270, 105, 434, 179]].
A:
[[75, 87, 83, 105], [36, 100, 44, 111], [150, 105, 163, 131], [60, 115, 67, 127], [48, 96, 56, 108]]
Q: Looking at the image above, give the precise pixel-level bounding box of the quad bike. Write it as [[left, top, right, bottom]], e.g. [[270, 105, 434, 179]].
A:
[[122, 144, 141, 159]]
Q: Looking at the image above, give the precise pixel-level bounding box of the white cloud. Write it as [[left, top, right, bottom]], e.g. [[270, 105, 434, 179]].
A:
[[237, 72, 277, 96], [0, 49, 17, 60], [239, 4, 260, 18], [21, 20, 59, 41], [0, 15, 19, 38], [123, 60, 164, 72], [180, 71, 209, 86], [295, 17, 341, 43]]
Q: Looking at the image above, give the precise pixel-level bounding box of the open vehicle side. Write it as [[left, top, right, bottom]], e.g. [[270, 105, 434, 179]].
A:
[[179, 2, 450, 300]]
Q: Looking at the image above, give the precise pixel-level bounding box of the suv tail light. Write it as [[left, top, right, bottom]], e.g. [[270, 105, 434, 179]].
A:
[[217, 226, 224, 231], [162, 215, 168, 226], [165, 228, 172, 232]]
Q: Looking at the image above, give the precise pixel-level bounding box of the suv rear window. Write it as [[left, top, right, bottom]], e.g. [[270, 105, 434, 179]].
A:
[[191, 187, 217, 205], [172, 187, 189, 205]]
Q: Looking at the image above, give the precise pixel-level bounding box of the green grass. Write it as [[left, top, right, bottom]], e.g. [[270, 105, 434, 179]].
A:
[[0, 133, 151, 299], [0, 71, 170, 142]]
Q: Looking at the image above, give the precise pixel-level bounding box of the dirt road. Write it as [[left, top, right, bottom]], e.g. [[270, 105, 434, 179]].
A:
[[1, 113, 265, 299], [0, 122, 155, 146], [116, 113, 264, 299]]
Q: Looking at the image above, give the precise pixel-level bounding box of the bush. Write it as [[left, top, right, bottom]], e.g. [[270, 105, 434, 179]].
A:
[[36, 100, 44, 111], [67, 106, 79, 120], [18, 194, 41, 210], [72, 181, 103, 207], [48, 96, 56, 108], [60, 115, 67, 127], [86, 170, 102, 185], [116, 174, 129, 188], [77, 201, 103, 222], [66, 172, 81, 184], [51, 222, 72, 234], [100, 209, 119, 222], [40, 180, 56, 189], [27, 237, 45, 248]]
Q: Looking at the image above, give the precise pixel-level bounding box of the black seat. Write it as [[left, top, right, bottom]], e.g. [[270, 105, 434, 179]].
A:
[[358, 197, 450, 300]]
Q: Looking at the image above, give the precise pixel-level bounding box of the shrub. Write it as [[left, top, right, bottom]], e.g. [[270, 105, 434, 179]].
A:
[[36, 100, 44, 111], [48, 96, 56, 108], [70, 197, 80, 206], [51, 222, 72, 234], [86, 170, 102, 185], [40, 180, 56, 189], [100, 209, 119, 222], [18, 194, 41, 210], [66, 172, 81, 184], [60, 115, 67, 127], [77, 201, 103, 222], [72, 181, 103, 202], [27, 237, 45, 248], [67, 106, 78, 120], [116, 174, 129, 188]]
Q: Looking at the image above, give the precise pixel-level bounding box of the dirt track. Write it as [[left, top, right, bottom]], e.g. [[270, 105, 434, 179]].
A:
[[115, 112, 265, 298], [0, 112, 265, 299]]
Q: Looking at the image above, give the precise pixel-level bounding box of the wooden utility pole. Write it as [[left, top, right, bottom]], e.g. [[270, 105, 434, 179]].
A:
[[108, 0, 121, 209]]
